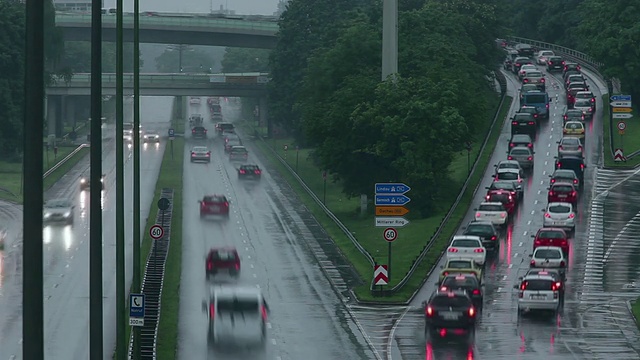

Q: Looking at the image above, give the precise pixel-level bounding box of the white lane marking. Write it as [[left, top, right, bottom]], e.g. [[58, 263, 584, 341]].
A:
[[518, 242, 523, 247], [538, 190, 541, 195], [253, 273, 257, 278], [271, 339, 277, 345], [508, 264, 513, 268], [603, 211, 640, 263], [530, 210, 535, 215], [250, 264, 254, 269], [523, 231, 527, 236], [542, 170, 546, 175], [527, 220, 532, 225], [544, 161, 548, 166], [514, 253, 519, 258], [546, 152, 550, 156]]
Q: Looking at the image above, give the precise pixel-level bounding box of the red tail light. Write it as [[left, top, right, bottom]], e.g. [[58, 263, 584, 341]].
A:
[[235, 263, 240, 270], [545, 213, 551, 218], [468, 307, 476, 317], [484, 195, 490, 200], [568, 213, 575, 218], [224, 202, 229, 207], [549, 191, 554, 196], [239, 170, 246, 174], [448, 248, 459, 253], [554, 282, 562, 290], [442, 272, 449, 277], [207, 262, 212, 270], [541, 78, 545, 83], [426, 306, 434, 316], [209, 303, 215, 319], [561, 240, 567, 246], [528, 121, 535, 125], [573, 179, 578, 184], [508, 195, 513, 201], [491, 235, 497, 241], [557, 162, 561, 168], [559, 146, 564, 150], [508, 156, 513, 160], [512, 121, 518, 125], [530, 260, 536, 266], [560, 261, 566, 267], [440, 286, 448, 291], [524, 79, 529, 83], [591, 98, 595, 102], [578, 146, 583, 151], [510, 143, 515, 147], [551, 179, 556, 183], [191, 152, 196, 157], [572, 191, 577, 197], [472, 289, 481, 295], [261, 305, 268, 321], [192, 129, 195, 134], [206, 152, 211, 156], [474, 248, 484, 253], [527, 143, 532, 148], [520, 283, 527, 291], [476, 212, 482, 217], [255, 170, 261, 174], [548, 61, 553, 65], [580, 164, 584, 169], [534, 239, 541, 245], [500, 213, 507, 218], [527, 156, 533, 161]]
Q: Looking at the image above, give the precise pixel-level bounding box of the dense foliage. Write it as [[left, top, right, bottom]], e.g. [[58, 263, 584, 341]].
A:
[[503, 0, 640, 97], [268, 0, 503, 215], [58, 42, 139, 73], [0, 0, 62, 157], [220, 48, 270, 73], [155, 45, 214, 73]]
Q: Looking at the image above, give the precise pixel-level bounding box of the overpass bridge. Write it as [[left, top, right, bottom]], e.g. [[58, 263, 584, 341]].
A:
[[46, 72, 269, 97], [55, 12, 278, 48]]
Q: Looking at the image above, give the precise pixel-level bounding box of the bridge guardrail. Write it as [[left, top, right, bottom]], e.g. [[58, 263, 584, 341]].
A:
[[50, 73, 270, 87], [43, 143, 89, 178]]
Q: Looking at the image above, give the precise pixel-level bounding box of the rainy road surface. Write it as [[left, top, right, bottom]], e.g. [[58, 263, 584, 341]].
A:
[[0, 96, 171, 360], [177, 99, 376, 360], [379, 66, 640, 360]]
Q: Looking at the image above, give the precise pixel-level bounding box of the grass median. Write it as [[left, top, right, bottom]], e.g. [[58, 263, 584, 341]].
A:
[[603, 94, 640, 168], [633, 298, 640, 330], [243, 93, 511, 303], [0, 145, 87, 203]]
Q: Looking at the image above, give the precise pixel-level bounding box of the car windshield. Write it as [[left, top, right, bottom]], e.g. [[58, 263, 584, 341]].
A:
[[534, 249, 561, 259], [523, 94, 546, 103], [522, 279, 554, 291], [217, 297, 258, 314], [574, 99, 592, 107], [549, 204, 571, 213], [565, 123, 584, 130], [442, 277, 479, 288], [498, 172, 518, 180], [451, 239, 480, 247], [447, 260, 473, 269], [552, 185, 573, 192], [510, 149, 530, 156], [561, 138, 580, 146], [45, 199, 71, 208], [538, 230, 565, 239], [465, 224, 493, 235], [479, 204, 503, 212], [430, 295, 470, 307]]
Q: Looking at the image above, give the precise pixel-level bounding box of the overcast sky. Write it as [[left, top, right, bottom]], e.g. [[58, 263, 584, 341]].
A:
[[109, 0, 280, 15]]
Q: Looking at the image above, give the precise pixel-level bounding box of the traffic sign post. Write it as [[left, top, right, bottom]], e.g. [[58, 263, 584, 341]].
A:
[[614, 148, 626, 162], [374, 265, 389, 286], [149, 225, 164, 240], [374, 183, 411, 288], [129, 293, 145, 327], [611, 95, 632, 102], [618, 121, 627, 150], [610, 96, 633, 162], [154, 197, 170, 273]]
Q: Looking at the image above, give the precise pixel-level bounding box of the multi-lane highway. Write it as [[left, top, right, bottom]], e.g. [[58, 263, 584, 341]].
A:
[[383, 65, 638, 359], [0, 96, 170, 359], [177, 99, 376, 360]]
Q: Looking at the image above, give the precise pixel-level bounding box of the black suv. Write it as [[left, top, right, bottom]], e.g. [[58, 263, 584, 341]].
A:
[[424, 290, 477, 334], [517, 106, 540, 122], [238, 164, 262, 180], [463, 221, 499, 251], [555, 155, 585, 183], [511, 113, 537, 139], [512, 57, 534, 74], [439, 274, 484, 309], [515, 43, 535, 57], [546, 56, 565, 72], [192, 126, 207, 139]]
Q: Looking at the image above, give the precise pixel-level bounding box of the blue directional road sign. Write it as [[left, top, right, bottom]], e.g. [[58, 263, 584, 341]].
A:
[[611, 95, 632, 102], [168, 128, 175, 138], [375, 183, 411, 194], [129, 293, 145, 318], [375, 194, 411, 206]]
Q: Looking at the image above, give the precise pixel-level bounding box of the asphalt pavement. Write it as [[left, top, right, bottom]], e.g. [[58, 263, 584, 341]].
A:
[[176, 99, 376, 360], [0, 96, 171, 360], [381, 65, 637, 360]]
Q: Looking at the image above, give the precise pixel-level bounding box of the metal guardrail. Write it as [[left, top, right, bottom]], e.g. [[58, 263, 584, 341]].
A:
[[380, 71, 508, 296], [128, 188, 174, 359], [256, 138, 376, 269], [50, 73, 270, 87], [43, 143, 89, 178]]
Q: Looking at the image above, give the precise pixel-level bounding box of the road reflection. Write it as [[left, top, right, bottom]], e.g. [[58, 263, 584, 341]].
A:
[[79, 189, 104, 215], [0, 251, 4, 289], [143, 142, 161, 151], [43, 225, 73, 251], [425, 339, 475, 359]]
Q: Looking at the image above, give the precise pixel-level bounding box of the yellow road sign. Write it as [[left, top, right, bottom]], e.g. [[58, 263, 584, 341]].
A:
[[375, 206, 409, 216], [612, 107, 633, 113], [619, 129, 625, 135]]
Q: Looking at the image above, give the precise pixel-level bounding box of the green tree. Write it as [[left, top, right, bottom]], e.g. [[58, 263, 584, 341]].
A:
[[57, 41, 141, 73], [220, 48, 270, 73], [155, 45, 215, 73]]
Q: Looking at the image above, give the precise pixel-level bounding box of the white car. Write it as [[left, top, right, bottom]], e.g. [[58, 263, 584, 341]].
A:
[[190, 97, 201, 105], [519, 64, 537, 79], [543, 202, 576, 231], [536, 50, 555, 65], [474, 202, 508, 226], [143, 131, 160, 143], [530, 246, 566, 270], [515, 271, 561, 314], [522, 70, 545, 86], [446, 235, 486, 265], [43, 198, 75, 225]]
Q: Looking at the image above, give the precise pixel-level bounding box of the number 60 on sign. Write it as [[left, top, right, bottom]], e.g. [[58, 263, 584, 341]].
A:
[[149, 225, 164, 240]]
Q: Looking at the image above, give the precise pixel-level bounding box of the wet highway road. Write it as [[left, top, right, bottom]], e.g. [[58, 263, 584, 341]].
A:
[[0, 96, 170, 359], [177, 99, 375, 360], [384, 65, 637, 360]]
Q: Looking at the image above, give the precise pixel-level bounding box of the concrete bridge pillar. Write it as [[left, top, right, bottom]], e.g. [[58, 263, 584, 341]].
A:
[[46, 95, 63, 138], [65, 97, 77, 129], [259, 96, 270, 137]]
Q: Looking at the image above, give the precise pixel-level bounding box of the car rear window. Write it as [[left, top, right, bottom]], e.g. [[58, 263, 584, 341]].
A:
[[527, 71, 543, 78], [228, 139, 242, 146], [442, 277, 479, 288], [217, 298, 259, 314], [451, 239, 481, 247], [566, 110, 583, 117], [549, 204, 571, 213], [231, 148, 248, 154], [488, 194, 509, 203], [552, 185, 573, 192], [204, 196, 225, 203], [447, 260, 473, 269], [498, 172, 518, 180], [242, 165, 258, 171], [465, 224, 493, 235], [511, 149, 530, 156], [212, 250, 238, 261], [523, 94, 546, 103], [561, 138, 580, 146], [499, 163, 519, 170], [479, 204, 503, 212], [538, 231, 565, 239], [522, 279, 554, 291], [430, 295, 471, 307], [574, 99, 591, 107], [193, 147, 208, 152], [535, 249, 561, 259], [565, 123, 584, 130], [491, 181, 514, 190]]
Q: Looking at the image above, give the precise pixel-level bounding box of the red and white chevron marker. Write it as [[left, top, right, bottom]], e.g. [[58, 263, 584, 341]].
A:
[[614, 148, 626, 162], [374, 265, 389, 285]]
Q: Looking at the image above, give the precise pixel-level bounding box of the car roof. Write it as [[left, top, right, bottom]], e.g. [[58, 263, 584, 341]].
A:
[[551, 182, 575, 188], [231, 146, 247, 150], [497, 168, 520, 174], [479, 201, 504, 206], [452, 235, 482, 241]]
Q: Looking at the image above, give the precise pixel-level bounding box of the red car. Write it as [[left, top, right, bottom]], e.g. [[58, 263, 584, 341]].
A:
[[206, 247, 240, 279], [485, 190, 517, 214], [199, 195, 230, 217], [532, 228, 569, 253], [547, 183, 578, 206]]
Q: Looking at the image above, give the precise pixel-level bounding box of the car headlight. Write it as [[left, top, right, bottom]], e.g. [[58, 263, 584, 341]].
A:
[[81, 179, 86, 183], [64, 212, 71, 217], [44, 213, 51, 218]]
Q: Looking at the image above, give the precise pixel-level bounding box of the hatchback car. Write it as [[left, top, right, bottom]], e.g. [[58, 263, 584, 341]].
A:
[[424, 290, 477, 336], [565, 74, 587, 89], [206, 247, 241, 279], [493, 169, 523, 199], [475, 201, 509, 226], [439, 274, 483, 309], [530, 246, 567, 272], [509, 134, 534, 149], [199, 195, 230, 218], [439, 258, 483, 282], [517, 106, 540, 121], [563, 109, 585, 122], [190, 146, 211, 163], [484, 191, 517, 214], [557, 137, 583, 157], [519, 64, 537, 79], [548, 183, 578, 207], [573, 98, 595, 120], [536, 50, 555, 65], [511, 113, 537, 139], [546, 56, 565, 71], [549, 169, 580, 188], [543, 203, 576, 232], [563, 121, 585, 141], [555, 155, 585, 183], [486, 181, 520, 202], [515, 272, 562, 315], [463, 221, 499, 251], [532, 228, 570, 254], [513, 58, 534, 74], [574, 91, 596, 109], [229, 146, 249, 162], [446, 236, 486, 265], [522, 70, 545, 89], [192, 126, 208, 139], [507, 147, 535, 169]]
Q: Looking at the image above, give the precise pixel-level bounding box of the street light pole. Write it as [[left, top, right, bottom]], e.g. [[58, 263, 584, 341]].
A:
[[89, 0, 104, 357], [23, 0, 45, 356], [115, 0, 126, 357], [132, 0, 142, 357], [178, 45, 183, 72]]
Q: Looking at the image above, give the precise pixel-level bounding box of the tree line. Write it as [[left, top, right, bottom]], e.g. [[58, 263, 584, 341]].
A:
[[266, 0, 504, 215], [501, 0, 640, 98]]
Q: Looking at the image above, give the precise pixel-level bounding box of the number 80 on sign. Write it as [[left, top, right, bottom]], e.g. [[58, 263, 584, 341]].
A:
[[383, 227, 397, 242], [149, 225, 164, 240]]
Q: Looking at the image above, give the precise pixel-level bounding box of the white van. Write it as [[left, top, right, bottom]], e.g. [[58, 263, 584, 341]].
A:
[[206, 286, 269, 348]]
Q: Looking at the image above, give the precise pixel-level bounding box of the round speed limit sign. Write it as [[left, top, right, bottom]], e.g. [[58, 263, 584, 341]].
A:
[[618, 121, 627, 131], [383, 227, 398, 242], [149, 225, 164, 240]]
